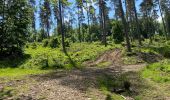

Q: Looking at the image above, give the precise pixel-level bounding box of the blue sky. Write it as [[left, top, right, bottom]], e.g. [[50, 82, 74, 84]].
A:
[[35, 0, 161, 33]]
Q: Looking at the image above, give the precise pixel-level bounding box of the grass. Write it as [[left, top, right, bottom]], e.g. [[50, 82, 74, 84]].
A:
[[96, 61, 112, 68], [96, 58, 170, 100], [97, 74, 128, 100], [0, 86, 16, 100], [136, 60, 170, 100], [141, 59, 170, 83], [0, 68, 50, 78]]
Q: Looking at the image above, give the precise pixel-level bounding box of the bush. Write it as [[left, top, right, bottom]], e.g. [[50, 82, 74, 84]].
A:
[[65, 39, 70, 47], [111, 21, 124, 44], [31, 43, 37, 49], [42, 39, 49, 47], [155, 46, 170, 58], [49, 37, 59, 48]]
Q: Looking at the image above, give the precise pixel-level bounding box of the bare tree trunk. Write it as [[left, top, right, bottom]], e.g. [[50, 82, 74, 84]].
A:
[[1, 0, 5, 52], [132, 0, 142, 45], [86, 1, 91, 42], [102, 1, 107, 47], [99, 0, 107, 47], [125, 0, 132, 42], [77, 7, 81, 42], [99, 0, 103, 43], [47, 27, 50, 38], [119, 0, 131, 52], [59, 0, 65, 51], [158, 0, 168, 39]]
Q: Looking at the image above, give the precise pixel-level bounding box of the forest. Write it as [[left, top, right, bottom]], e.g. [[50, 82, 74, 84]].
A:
[[0, 0, 170, 99]]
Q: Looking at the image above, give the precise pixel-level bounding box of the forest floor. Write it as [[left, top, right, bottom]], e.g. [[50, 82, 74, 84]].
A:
[[0, 48, 169, 100], [0, 49, 143, 100]]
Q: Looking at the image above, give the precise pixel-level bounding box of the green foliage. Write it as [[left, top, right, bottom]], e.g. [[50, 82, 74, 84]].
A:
[[65, 38, 70, 47], [0, 0, 32, 55], [97, 74, 128, 100], [105, 94, 124, 100], [42, 38, 60, 48], [142, 60, 170, 83], [0, 68, 50, 78], [96, 61, 112, 68], [98, 74, 128, 91], [31, 43, 37, 49], [42, 39, 49, 47], [0, 86, 16, 100], [111, 21, 124, 43], [49, 37, 59, 48], [14, 42, 114, 69], [141, 43, 170, 58]]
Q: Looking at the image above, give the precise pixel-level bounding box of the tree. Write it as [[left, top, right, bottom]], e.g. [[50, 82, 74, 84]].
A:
[[76, 0, 85, 42], [140, 0, 157, 43], [59, 0, 66, 51], [29, 0, 36, 33], [118, 0, 131, 52], [160, 0, 170, 37], [0, 0, 32, 55], [99, 0, 107, 47], [52, 0, 61, 35], [156, 0, 168, 38], [132, 0, 142, 45], [39, 0, 52, 38]]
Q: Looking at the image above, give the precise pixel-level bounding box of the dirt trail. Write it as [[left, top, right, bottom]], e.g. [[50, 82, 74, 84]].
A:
[[0, 49, 146, 100]]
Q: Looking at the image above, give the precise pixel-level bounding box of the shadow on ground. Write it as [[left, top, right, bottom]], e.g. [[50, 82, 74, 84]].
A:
[[0, 54, 31, 68], [31, 64, 150, 99]]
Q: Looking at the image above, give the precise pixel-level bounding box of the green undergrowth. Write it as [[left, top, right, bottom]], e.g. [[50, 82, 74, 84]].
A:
[[135, 60, 170, 99], [97, 74, 129, 100], [0, 68, 50, 79], [0, 86, 17, 100], [97, 59, 170, 100], [0, 42, 119, 79], [122, 40, 170, 65], [139, 40, 170, 58], [141, 59, 170, 83], [96, 61, 113, 68], [21, 42, 117, 69]]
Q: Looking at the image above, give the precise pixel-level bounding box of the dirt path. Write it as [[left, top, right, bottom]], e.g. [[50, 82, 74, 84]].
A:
[[0, 49, 146, 100]]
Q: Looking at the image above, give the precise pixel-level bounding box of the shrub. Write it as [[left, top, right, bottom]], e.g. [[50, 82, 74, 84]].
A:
[[31, 43, 37, 49], [42, 39, 49, 47], [156, 46, 170, 58], [25, 44, 29, 48], [111, 21, 124, 44], [49, 37, 59, 48], [65, 39, 70, 47]]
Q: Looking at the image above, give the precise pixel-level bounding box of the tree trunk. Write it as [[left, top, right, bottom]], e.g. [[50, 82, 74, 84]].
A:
[[119, 0, 131, 52], [102, 1, 107, 47], [86, 2, 91, 42], [1, 0, 5, 52], [132, 0, 142, 45], [158, 0, 167, 39], [99, 0, 103, 43], [59, 0, 65, 51], [99, 0, 107, 47], [78, 7, 81, 42]]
